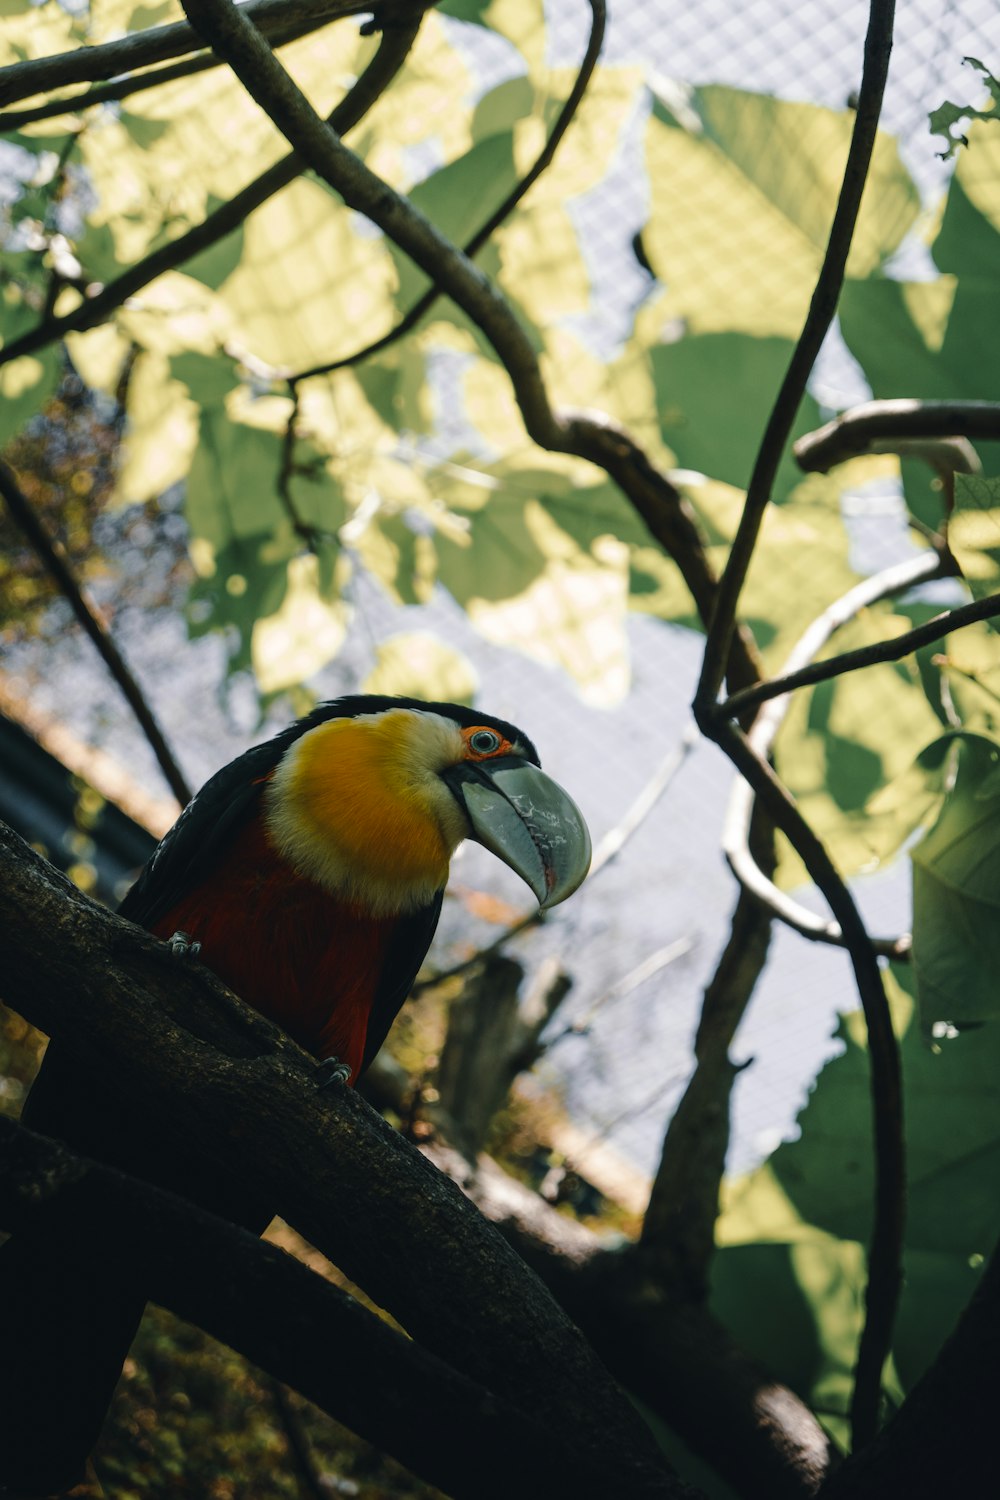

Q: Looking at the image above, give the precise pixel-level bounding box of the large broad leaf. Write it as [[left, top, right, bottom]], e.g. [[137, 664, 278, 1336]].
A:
[[426, 463, 632, 703], [438, 0, 548, 71], [911, 731, 1000, 1022], [183, 405, 347, 682], [388, 131, 524, 311], [251, 552, 352, 695], [754, 967, 1000, 1254], [644, 84, 919, 338], [115, 350, 199, 506], [715, 965, 997, 1428]]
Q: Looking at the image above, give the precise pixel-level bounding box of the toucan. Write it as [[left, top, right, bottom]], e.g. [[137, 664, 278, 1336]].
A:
[[0, 695, 591, 1494]]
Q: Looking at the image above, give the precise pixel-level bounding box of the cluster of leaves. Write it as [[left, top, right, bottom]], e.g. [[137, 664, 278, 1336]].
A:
[[0, 0, 925, 709]]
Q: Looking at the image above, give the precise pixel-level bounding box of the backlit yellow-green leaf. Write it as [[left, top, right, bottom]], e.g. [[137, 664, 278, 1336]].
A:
[[464, 504, 631, 705], [252, 553, 352, 694], [218, 179, 397, 371], [65, 326, 132, 397], [644, 85, 919, 337], [362, 631, 478, 702], [949, 474, 1000, 603], [116, 351, 198, 507], [116, 271, 234, 356]]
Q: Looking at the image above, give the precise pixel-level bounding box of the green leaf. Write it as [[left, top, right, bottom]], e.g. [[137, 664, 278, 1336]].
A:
[[217, 177, 397, 371], [911, 731, 1000, 1022], [115, 350, 199, 506], [651, 333, 822, 501], [388, 132, 522, 310], [0, 348, 58, 448], [471, 77, 536, 141], [183, 407, 347, 682], [712, 1237, 867, 1430], [839, 134, 1000, 536], [716, 964, 997, 1413], [644, 84, 919, 338], [353, 346, 432, 437], [929, 58, 1000, 159], [169, 351, 241, 410], [362, 631, 478, 702], [251, 552, 351, 694], [949, 474, 1000, 603]]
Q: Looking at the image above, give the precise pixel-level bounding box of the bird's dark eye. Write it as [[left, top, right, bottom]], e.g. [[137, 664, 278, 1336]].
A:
[[469, 729, 502, 755]]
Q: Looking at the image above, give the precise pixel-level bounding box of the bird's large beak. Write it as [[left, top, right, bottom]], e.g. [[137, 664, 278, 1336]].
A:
[[442, 758, 591, 910]]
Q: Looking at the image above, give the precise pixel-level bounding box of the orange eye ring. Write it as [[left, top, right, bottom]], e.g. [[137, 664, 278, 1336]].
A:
[[462, 726, 512, 760]]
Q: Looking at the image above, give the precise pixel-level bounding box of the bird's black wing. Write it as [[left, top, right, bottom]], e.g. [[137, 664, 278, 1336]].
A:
[[117, 735, 299, 930], [361, 891, 444, 1073]]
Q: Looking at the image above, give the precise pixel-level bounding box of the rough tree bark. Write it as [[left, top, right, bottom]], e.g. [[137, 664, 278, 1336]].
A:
[[0, 1117, 577, 1500], [0, 819, 691, 1500]]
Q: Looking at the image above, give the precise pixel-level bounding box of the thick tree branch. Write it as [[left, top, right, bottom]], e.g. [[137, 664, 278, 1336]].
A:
[[640, 804, 775, 1297], [0, 819, 686, 1500], [0, 0, 377, 107], [0, 458, 191, 806], [0, 17, 427, 368], [0, 1116, 580, 1500], [794, 398, 1000, 474], [427, 1143, 837, 1500], [695, 0, 897, 713]]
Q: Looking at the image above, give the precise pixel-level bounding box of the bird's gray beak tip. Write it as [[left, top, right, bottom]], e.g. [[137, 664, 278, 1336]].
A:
[[448, 760, 591, 912]]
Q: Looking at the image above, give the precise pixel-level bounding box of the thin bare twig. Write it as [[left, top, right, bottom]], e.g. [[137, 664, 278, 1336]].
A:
[[793, 398, 1000, 474], [720, 562, 991, 722], [288, 0, 607, 383], [0, 459, 191, 805], [680, 0, 901, 1450], [716, 715, 904, 1454], [695, 1, 898, 716], [544, 937, 693, 1049], [0, 19, 428, 369], [722, 549, 944, 955], [0, 0, 374, 107]]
